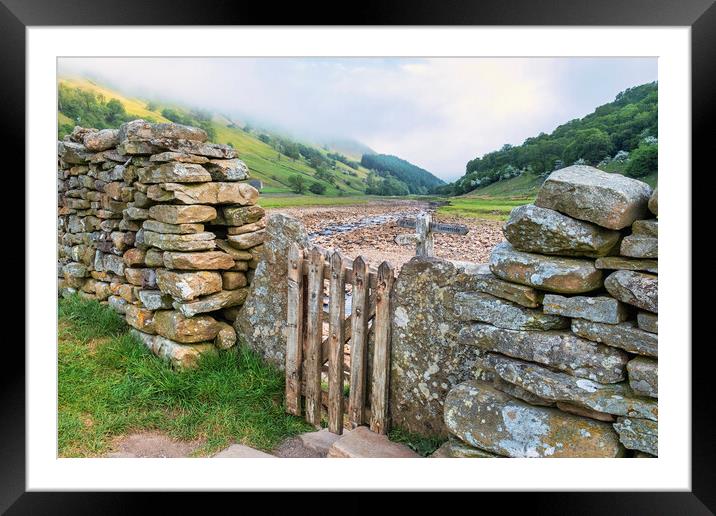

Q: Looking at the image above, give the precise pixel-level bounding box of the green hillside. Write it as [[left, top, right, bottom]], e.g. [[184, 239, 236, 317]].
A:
[[446, 81, 658, 197], [57, 77, 374, 196], [361, 153, 445, 195]]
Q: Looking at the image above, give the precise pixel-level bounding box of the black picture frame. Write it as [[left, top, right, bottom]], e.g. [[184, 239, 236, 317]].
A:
[[5, 0, 711, 512]]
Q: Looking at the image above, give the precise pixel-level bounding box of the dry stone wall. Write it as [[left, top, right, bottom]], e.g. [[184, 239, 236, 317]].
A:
[[392, 165, 658, 458], [57, 120, 266, 369]]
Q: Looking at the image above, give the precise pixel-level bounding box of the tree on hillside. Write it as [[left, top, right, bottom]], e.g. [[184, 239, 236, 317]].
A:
[[309, 182, 326, 195], [562, 128, 613, 165], [288, 175, 307, 194], [625, 143, 658, 178]]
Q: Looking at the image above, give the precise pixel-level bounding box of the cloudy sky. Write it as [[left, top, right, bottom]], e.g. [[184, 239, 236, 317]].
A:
[[59, 57, 657, 181]]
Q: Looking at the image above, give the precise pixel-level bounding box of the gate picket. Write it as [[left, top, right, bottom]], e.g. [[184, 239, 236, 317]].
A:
[[285, 244, 304, 416], [370, 261, 395, 434], [348, 256, 369, 427], [304, 247, 325, 427], [327, 251, 346, 434]]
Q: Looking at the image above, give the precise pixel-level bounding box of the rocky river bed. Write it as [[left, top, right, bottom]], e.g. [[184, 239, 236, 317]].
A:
[[269, 199, 506, 271]]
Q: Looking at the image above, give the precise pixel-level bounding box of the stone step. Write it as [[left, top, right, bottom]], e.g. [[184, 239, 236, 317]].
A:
[[299, 428, 347, 457], [213, 444, 274, 458], [327, 426, 420, 458]]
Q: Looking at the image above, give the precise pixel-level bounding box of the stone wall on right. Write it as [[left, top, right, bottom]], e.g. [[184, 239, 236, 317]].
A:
[[395, 165, 658, 458]]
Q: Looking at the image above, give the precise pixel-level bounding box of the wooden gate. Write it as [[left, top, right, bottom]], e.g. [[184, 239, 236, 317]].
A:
[[285, 244, 395, 435]]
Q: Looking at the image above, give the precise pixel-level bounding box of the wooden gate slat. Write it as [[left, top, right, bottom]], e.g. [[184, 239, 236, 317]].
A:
[[285, 243, 304, 416], [327, 251, 346, 434], [304, 247, 325, 427], [370, 261, 395, 434], [320, 290, 376, 365], [348, 255, 370, 427]]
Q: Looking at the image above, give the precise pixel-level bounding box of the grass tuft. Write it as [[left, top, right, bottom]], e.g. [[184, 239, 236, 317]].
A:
[[58, 295, 312, 457], [388, 427, 447, 457]]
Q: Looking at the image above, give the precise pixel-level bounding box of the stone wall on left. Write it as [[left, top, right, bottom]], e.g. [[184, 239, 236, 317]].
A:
[[57, 120, 266, 369]]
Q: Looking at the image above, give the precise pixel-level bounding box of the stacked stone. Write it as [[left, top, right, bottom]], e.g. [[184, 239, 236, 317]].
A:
[[58, 126, 133, 305], [443, 166, 658, 458], [58, 119, 265, 369]]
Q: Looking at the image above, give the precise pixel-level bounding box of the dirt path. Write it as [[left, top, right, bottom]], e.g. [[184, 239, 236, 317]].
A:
[[270, 199, 505, 270]]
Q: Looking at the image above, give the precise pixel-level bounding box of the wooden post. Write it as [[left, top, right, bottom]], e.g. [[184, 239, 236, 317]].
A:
[[370, 261, 395, 434], [415, 212, 433, 257], [327, 251, 346, 434], [285, 244, 304, 416], [348, 256, 370, 427], [304, 247, 325, 427]]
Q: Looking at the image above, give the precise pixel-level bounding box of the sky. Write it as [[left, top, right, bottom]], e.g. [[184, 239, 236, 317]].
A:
[[59, 57, 657, 181]]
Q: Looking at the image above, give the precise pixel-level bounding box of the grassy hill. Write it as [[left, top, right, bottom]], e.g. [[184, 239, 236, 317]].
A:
[[57, 77, 374, 196]]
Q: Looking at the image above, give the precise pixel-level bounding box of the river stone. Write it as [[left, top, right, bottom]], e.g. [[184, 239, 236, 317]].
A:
[[147, 181, 258, 205], [453, 262, 543, 308], [572, 319, 658, 357], [444, 381, 623, 458], [153, 310, 221, 343], [604, 270, 658, 313], [138, 289, 174, 310], [489, 242, 603, 294], [204, 158, 250, 181], [82, 128, 119, 151], [142, 220, 204, 235], [389, 258, 484, 437], [143, 230, 216, 252], [613, 417, 657, 455], [174, 288, 248, 318], [163, 251, 234, 270], [431, 439, 502, 458], [458, 323, 628, 383], [485, 353, 657, 420], [227, 229, 267, 250], [149, 151, 209, 164], [535, 165, 652, 229], [156, 269, 222, 301], [118, 119, 208, 143], [648, 187, 658, 216], [620, 235, 657, 259], [627, 356, 658, 398], [637, 312, 658, 334], [454, 291, 568, 330], [235, 213, 310, 369], [215, 322, 237, 350], [138, 162, 212, 184], [504, 204, 620, 257], [595, 256, 658, 274], [125, 305, 156, 334], [543, 294, 628, 324], [148, 204, 217, 224], [222, 205, 265, 226], [632, 219, 658, 237]]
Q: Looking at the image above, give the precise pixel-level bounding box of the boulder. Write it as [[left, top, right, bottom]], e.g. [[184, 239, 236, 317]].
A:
[[162, 251, 234, 270], [156, 269, 222, 301], [152, 310, 221, 343], [143, 230, 216, 252], [504, 204, 620, 257], [571, 319, 658, 357], [142, 219, 204, 234], [489, 242, 603, 294], [148, 204, 217, 224], [542, 294, 628, 324], [627, 356, 658, 398], [146, 181, 258, 205], [234, 213, 310, 368], [118, 120, 208, 143], [637, 312, 658, 334], [227, 229, 266, 250], [138, 162, 212, 183], [613, 417, 657, 455], [458, 323, 628, 383], [594, 257, 657, 274], [174, 288, 248, 318], [604, 270, 658, 313], [204, 158, 250, 181], [82, 129, 119, 152], [648, 187, 658, 216], [485, 353, 657, 420], [535, 165, 652, 229], [444, 381, 623, 458], [454, 291, 568, 330], [453, 262, 543, 307], [389, 258, 484, 437], [620, 235, 657, 259]]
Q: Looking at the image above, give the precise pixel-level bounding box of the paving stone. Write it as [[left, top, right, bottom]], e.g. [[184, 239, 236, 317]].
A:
[[327, 427, 420, 458], [213, 444, 274, 458]]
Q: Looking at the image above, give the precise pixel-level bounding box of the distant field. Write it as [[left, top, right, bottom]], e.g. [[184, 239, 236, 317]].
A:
[[259, 194, 378, 209], [437, 196, 533, 221]]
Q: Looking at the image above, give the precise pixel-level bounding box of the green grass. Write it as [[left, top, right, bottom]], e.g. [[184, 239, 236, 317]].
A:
[[259, 194, 379, 209], [599, 160, 658, 188], [58, 294, 312, 457], [388, 428, 447, 457], [437, 196, 533, 221]]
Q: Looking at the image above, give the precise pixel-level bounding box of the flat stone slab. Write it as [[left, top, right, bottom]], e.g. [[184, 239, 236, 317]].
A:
[[543, 294, 628, 324], [147, 181, 258, 205], [595, 256, 658, 274], [431, 439, 502, 458], [535, 165, 652, 229], [627, 356, 658, 398], [138, 162, 212, 183], [489, 242, 603, 294], [637, 312, 658, 334], [213, 444, 274, 458], [504, 204, 620, 257], [299, 429, 346, 456], [613, 417, 657, 456], [605, 270, 658, 313], [327, 427, 420, 458], [620, 235, 657, 259], [454, 262, 543, 308], [572, 319, 658, 357], [454, 291, 568, 330]]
